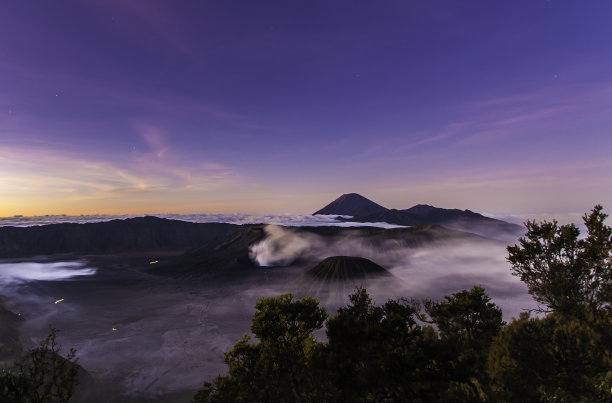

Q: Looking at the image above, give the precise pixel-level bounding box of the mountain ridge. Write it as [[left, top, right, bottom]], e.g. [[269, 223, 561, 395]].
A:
[[0, 216, 238, 258], [314, 193, 523, 240]]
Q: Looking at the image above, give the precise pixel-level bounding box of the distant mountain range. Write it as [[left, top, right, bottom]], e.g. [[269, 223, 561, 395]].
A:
[[314, 193, 523, 240], [0, 195, 521, 265], [0, 212, 493, 267]]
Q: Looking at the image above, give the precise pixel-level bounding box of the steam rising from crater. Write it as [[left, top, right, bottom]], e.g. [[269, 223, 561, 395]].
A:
[[248, 225, 428, 268], [249, 225, 325, 266], [248, 224, 536, 318]]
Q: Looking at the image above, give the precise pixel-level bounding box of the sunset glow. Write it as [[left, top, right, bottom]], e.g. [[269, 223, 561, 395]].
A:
[[2, 1, 611, 216]]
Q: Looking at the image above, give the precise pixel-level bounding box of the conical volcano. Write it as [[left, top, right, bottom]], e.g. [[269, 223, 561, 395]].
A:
[[313, 193, 388, 216], [305, 256, 391, 281], [292, 256, 400, 307]]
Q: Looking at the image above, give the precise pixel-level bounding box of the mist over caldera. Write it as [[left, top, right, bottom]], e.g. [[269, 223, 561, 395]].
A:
[[0, 193, 539, 401]]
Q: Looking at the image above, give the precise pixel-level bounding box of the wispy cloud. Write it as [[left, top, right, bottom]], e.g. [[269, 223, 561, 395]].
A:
[[383, 77, 612, 153], [0, 140, 243, 214], [452, 79, 612, 146], [135, 123, 168, 159]]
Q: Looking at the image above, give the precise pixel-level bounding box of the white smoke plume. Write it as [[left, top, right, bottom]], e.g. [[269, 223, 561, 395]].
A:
[[249, 225, 326, 266]]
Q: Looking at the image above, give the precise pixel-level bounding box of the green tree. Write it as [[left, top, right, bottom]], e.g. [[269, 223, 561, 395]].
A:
[[425, 286, 504, 346], [325, 288, 443, 402], [424, 286, 504, 401], [499, 205, 612, 401], [0, 328, 79, 403], [196, 287, 509, 403], [488, 310, 612, 402], [194, 294, 327, 402], [507, 205, 612, 315]]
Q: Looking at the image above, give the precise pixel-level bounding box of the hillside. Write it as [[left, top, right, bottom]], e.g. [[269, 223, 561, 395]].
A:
[[0, 217, 237, 258], [150, 225, 267, 279], [0, 298, 22, 363]]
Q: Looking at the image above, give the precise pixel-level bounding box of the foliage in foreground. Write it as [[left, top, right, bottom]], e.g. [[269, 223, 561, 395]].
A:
[[489, 309, 612, 402], [195, 205, 612, 402], [196, 288, 612, 403], [507, 204, 611, 315], [0, 328, 79, 403]]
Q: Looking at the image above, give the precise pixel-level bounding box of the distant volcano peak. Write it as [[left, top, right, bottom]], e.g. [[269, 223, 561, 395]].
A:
[[313, 193, 388, 216]]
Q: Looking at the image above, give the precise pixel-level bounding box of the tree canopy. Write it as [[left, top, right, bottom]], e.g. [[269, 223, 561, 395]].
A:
[[0, 328, 79, 403], [195, 205, 612, 402], [193, 294, 328, 402], [507, 204, 612, 315]]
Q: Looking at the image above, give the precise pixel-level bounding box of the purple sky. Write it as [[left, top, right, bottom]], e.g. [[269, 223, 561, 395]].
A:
[[1, 1, 611, 217]]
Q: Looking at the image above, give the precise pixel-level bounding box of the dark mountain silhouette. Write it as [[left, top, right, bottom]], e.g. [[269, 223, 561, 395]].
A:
[[345, 207, 522, 241], [401, 204, 523, 239], [313, 193, 388, 216], [403, 204, 491, 221], [0, 216, 237, 258], [314, 194, 523, 241]]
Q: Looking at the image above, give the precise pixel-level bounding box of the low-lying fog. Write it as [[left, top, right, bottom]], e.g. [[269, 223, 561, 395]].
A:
[[0, 213, 405, 229], [0, 224, 537, 401], [249, 225, 537, 315]]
